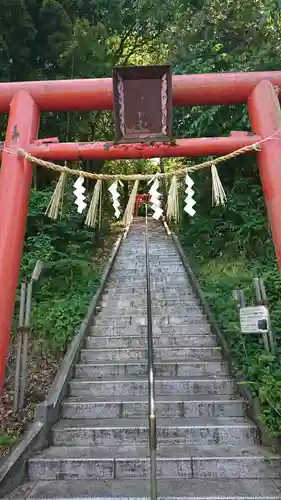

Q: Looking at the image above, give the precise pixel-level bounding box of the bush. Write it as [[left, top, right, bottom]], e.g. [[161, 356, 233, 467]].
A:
[[16, 185, 116, 354], [177, 165, 281, 437]]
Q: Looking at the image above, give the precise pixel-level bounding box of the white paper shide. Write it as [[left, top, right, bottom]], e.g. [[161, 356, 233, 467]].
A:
[[184, 173, 196, 217], [73, 176, 87, 214], [148, 177, 163, 220], [109, 180, 122, 219]]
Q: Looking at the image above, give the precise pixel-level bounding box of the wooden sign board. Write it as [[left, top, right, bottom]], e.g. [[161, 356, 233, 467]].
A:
[[239, 306, 269, 333], [113, 65, 172, 144]]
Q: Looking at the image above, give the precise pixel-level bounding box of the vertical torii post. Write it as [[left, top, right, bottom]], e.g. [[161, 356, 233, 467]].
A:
[[0, 91, 40, 393], [248, 80, 281, 271]]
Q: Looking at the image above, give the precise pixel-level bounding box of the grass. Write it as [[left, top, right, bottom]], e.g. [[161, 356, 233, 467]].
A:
[[0, 432, 19, 458], [188, 250, 281, 437], [0, 434, 18, 447]]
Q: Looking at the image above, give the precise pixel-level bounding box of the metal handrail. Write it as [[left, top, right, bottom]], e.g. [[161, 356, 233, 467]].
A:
[[144, 210, 157, 500]]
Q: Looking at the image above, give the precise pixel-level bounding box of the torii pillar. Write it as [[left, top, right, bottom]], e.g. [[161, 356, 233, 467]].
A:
[[248, 80, 281, 271], [0, 91, 40, 392]]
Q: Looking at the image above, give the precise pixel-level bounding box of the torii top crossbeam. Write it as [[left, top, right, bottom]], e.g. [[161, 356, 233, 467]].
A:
[[0, 70, 281, 394], [0, 71, 280, 111]]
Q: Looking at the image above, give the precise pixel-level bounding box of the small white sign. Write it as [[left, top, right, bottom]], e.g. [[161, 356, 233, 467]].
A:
[[240, 306, 269, 333]]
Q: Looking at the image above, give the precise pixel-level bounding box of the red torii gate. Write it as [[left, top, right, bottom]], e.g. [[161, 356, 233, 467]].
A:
[[135, 194, 152, 216], [0, 72, 281, 392]]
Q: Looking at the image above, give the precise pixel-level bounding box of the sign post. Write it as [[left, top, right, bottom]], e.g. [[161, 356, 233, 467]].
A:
[[233, 278, 275, 354], [239, 305, 270, 352]]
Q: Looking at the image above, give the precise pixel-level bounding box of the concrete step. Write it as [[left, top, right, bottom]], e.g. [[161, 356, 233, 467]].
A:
[[115, 248, 179, 254], [110, 262, 184, 269], [119, 236, 175, 243], [102, 288, 195, 296], [104, 285, 195, 293], [8, 478, 281, 499], [69, 376, 234, 397], [97, 306, 205, 316], [111, 270, 184, 277], [90, 323, 212, 336], [97, 302, 201, 313], [112, 253, 183, 261], [98, 296, 200, 306], [112, 267, 182, 272], [93, 315, 208, 328], [114, 260, 183, 267], [129, 244, 175, 249], [108, 274, 188, 281], [100, 296, 199, 307], [107, 280, 190, 288], [117, 248, 179, 254], [113, 260, 183, 266], [121, 236, 171, 241], [28, 444, 281, 481], [110, 263, 185, 269], [85, 334, 217, 349], [80, 346, 221, 363], [111, 271, 185, 278], [61, 394, 244, 419], [75, 360, 228, 378], [52, 417, 258, 447], [115, 246, 177, 251]]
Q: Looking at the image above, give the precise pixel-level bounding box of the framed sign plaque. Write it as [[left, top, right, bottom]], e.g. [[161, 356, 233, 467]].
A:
[[113, 64, 172, 144]]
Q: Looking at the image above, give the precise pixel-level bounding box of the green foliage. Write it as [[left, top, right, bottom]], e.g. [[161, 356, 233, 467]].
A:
[[30, 261, 99, 352], [0, 433, 18, 447], [178, 165, 281, 437], [19, 184, 114, 353]]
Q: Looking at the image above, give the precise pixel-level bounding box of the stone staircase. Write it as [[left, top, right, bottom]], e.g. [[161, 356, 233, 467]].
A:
[[6, 218, 281, 499]]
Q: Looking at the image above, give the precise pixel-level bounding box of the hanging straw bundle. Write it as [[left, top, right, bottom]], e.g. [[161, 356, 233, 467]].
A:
[[123, 180, 139, 227], [85, 180, 102, 228], [211, 164, 227, 206], [166, 175, 179, 222], [45, 170, 67, 220]]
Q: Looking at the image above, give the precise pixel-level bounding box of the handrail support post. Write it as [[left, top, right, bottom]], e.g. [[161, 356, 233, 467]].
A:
[[145, 208, 158, 500]]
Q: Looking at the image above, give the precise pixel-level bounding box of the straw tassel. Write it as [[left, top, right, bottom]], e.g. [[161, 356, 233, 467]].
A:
[[45, 171, 67, 220], [98, 179, 102, 229], [85, 180, 102, 228], [123, 180, 139, 227], [211, 164, 227, 206], [166, 175, 179, 222]]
